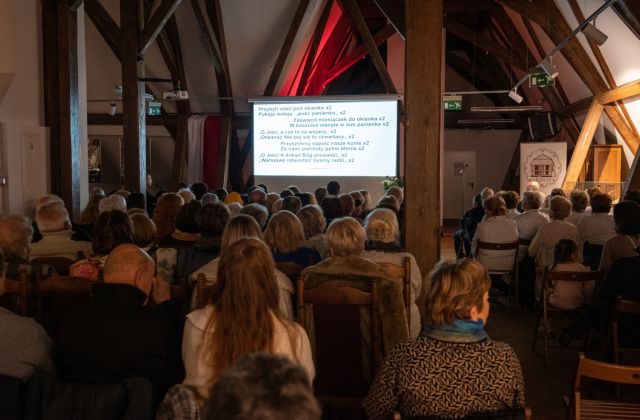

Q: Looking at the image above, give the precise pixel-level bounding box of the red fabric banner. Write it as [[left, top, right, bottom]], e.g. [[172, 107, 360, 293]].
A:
[[202, 116, 222, 188]]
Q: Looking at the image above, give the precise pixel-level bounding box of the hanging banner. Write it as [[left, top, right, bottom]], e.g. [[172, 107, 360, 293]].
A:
[[520, 142, 567, 195]]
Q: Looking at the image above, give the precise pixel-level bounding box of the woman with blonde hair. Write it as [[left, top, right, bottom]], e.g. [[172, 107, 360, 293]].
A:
[[297, 205, 326, 258], [153, 193, 184, 238], [363, 208, 423, 337], [471, 195, 518, 271], [77, 194, 104, 229], [182, 238, 314, 398], [191, 215, 294, 317], [364, 259, 524, 419], [264, 211, 320, 266]]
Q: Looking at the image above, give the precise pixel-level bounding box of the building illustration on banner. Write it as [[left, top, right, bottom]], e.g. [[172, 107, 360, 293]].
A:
[[520, 143, 567, 194]]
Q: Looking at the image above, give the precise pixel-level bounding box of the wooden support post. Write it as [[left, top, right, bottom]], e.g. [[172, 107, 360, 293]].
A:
[[139, 0, 182, 56], [121, 0, 146, 195], [405, 0, 442, 278], [562, 100, 604, 190], [42, 0, 81, 219]]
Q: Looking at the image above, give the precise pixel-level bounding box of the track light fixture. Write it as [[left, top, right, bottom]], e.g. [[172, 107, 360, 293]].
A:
[[539, 57, 559, 79], [109, 102, 117, 116], [582, 23, 608, 46], [508, 89, 524, 104]]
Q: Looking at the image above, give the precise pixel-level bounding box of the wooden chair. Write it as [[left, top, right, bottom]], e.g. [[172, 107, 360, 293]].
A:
[[378, 256, 411, 331], [30, 257, 75, 276], [571, 352, 640, 420], [532, 270, 603, 366], [476, 240, 519, 303], [275, 261, 305, 285], [297, 274, 379, 412], [193, 273, 215, 310], [610, 297, 640, 365], [397, 406, 532, 419], [1, 270, 30, 316]]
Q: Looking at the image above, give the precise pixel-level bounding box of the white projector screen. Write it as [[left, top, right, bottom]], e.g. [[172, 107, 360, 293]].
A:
[[251, 96, 399, 177]]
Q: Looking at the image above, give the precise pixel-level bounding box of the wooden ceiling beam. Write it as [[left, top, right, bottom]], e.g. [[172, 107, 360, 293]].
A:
[[597, 79, 640, 105], [563, 100, 603, 190], [84, 0, 121, 60], [69, 0, 84, 11], [342, 0, 398, 94], [139, 0, 182, 56], [613, 0, 640, 40], [371, 0, 405, 37], [604, 105, 639, 154], [444, 0, 493, 15], [264, 0, 310, 96], [190, 0, 225, 75], [558, 96, 593, 117]]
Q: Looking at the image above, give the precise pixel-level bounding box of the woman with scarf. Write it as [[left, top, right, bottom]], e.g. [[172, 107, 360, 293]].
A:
[[364, 259, 525, 419]]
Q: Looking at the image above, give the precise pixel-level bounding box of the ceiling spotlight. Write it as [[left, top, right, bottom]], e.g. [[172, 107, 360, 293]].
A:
[[508, 89, 523, 104], [582, 23, 608, 46], [109, 102, 117, 116], [539, 56, 559, 79]]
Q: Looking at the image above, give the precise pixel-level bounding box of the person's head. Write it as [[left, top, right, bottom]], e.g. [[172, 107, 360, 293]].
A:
[[103, 244, 155, 298], [325, 217, 365, 257], [35, 194, 64, 215], [227, 202, 242, 218], [279, 189, 294, 199], [266, 193, 281, 214], [376, 195, 400, 214], [126, 192, 146, 210], [569, 190, 589, 213], [92, 210, 134, 255], [590, 193, 612, 214], [282, 196, 302, 215], [522, 191, 544, 210], [471, 194, 482, 208], [425, 259, 491, 328], [480, 187, 494, 201], [78, 194, 104, 225], [201, 193, 219, 205], [364, 208, 399, 244], [190, 182, 209, 200], [623, 190, 640, 205], [35, 203, 71, 233], [502, 191, 519, 210], [264, 211, 305, 254], [0, 216, 33, 259], [153, 193, 184, 237], [240, 203, 269, 230], [202, 352, 320, 420], [314, 187, 328, 205], [320, 196, 343, 222], [98, 194, 127, 213], [349, 191, 364, 217], [483, 196, 506, 217], [287, 185, 300, 195], [613, 201, 640, 235], [130, 213, 157, 248], [549, 196, 572, 220], [297, 205, 325, 239], [220, 215, 263, 252], [204, 238, 281, 383], [586, 187, 602, 201], [338, 194, 355, 217], [297, 192, 317, 207], [526, 181, 541, 192], [326, 180, 340, 196], [174, 200, 202, 234], [249, 188, 267, 206], [90, 187, 105, 198], [114, 189, 131, 199], [178, 188, 196, 204], [215, 188, 228, 202], [197, 202, 230, 237], [550, 188, 567, 198], [554, 239, 579, 264], [360, 190, 371, 211], [386, 186, 403, 204], [257, 184, 269, 193], [224, 191, 244, 206]]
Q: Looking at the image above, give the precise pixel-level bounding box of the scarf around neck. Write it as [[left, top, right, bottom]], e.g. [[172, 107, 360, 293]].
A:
[[421, 319, 488, 343]]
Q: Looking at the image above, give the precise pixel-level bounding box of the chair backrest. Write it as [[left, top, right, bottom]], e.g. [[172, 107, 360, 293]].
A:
[[194, 273, 215, 310], [276, 261, 305, 285], [35, 274, 96, 333], [544, 270, 603, 289], [518, 238, 532, 246], [378, 257, 411, 330], [476, 241, 519, 273], [30, 257, 75, 276], [574, 352, 640, 390], [610, 296, 640, 362], [297, 274, 379, 402], [2, 270, 30, 316]]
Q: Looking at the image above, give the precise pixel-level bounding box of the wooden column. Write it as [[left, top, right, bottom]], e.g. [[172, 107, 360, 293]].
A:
[[42, 0, 81, 218], [120, 0, 146, 195], [404, 0, 442, 277]]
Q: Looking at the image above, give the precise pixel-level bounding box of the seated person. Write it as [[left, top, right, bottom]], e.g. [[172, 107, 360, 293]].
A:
[[191, 215, 294, 317], [577, 193, 615, 268], [298, 205, 327, 258], [70, 210, 134, 281], [264, 211, 321, 266], [30, 202, 92, 260], [548, 239, 592, 310], [599, 201, 640, 273], [240, 203, 269, 230], [515, 191, 549, 260], [363, 208, 423, 337], [471, 196, 518, 271], [0, 215, 55, 277], [0, 249, 55, 380], [56, 244, 184, 394], [160, 201, 202, 248], [153, 193, 184, 243], [301, 217, 409, 364], [130, 213, 177, 284], [501, 190, 520, 219], [454, 194, 484, 258], [566, 190, 589, 225], [200, 352, 320, 420], [364, 259, 525, 419], [182, 238, 313, 398]]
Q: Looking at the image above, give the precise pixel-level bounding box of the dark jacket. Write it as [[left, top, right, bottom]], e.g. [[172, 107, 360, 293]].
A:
[[55, 283, 184, 395]]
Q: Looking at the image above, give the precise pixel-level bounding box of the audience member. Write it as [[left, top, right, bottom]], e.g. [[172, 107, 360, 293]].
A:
[[201, 192, 219, 205], [350, 190, 365, 218], [364, 259, 524, 419], [0, 215, 54, 277], [182, 238, 313, 397], [338, 193, 356, 218], [480, 187, 494, 201], [599, 200, 640, 272], [57, 244, 184, 394], [577, 193, 615, 246], [386, 186, 403, 204], [502, 191, 520, 219], [30, 203, 92, 260], [98, 194, 127, 213], [153, 193, 184, 238], [126, 192, 146, 212], [297, 192, 317, 207], [258, 183, 269, 193], [471, 196, 518, 271], [90, 187, 106, 197], [326, 180, 340, 196], [248, 188, 267, 206], [264, 211, 321, 266], [526, 181, 541, 192], [0, 249, 55, 380], [297, 205, 327, 257], [159, 200, 202, 247], [314, 187, 328, 205], [287, 185, 300, 195], [224, 191, 244, 206], [214, 188, 228, 202], [130, 213, 157, 249], [360, 189, 372, 216], [515, 191, 549, 259], [130, 212, 177, 284], [623, 189, 640, 205], [227, 202, 242, 218], [279, 189, 294, 198], [566, 190, 589, 225], [282, 196, 302, 215], [190, 182, 209, 201], [376, 195, 400, 214], [548, 239, 592, 310], [454, 194, 484, 258], [363, 208, 423, 337], [320, 196, 343, 225], [240, 203, 269, 229], [114, 189, 131, 199], [77, 194, 104, 232], [201, 353, 320, 420], [179, 188, 196, 204], [266, 192, 281, 214]]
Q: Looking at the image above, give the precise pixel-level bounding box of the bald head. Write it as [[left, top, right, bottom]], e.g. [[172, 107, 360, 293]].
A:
[[103, 244, 155, 294]]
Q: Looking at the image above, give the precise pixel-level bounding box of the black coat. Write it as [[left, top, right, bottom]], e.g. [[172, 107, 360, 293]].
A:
[[55, 283, 184, 395]]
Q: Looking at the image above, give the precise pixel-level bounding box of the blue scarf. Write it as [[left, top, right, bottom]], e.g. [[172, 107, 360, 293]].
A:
[[421, 319, 488, 343]]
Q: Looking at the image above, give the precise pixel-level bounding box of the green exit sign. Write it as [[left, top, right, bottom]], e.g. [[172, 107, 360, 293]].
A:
[[529, 72, 555, 88], [148, 101, 162, 116], [443, 95, 462, 111]]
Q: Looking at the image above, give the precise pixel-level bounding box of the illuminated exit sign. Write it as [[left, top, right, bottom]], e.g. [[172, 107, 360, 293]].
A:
[[443, 95, 462, 111]]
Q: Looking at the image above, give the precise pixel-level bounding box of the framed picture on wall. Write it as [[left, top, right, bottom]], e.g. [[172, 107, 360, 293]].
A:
[[88, 138, 101, 183]]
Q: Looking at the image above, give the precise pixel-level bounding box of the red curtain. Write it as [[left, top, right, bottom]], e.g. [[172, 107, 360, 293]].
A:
[[202, 116, 221, 188]]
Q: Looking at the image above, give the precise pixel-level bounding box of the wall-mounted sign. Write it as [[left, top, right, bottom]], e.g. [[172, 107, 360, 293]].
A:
[[443, 95, 462, 111], [529, 72, 555, 88], [148, 101, 162, 116], [520, 142, 567, 195]]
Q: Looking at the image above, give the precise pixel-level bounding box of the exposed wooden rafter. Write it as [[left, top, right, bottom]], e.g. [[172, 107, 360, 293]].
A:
[[139, 0, 183, 56], [563, 99, 603, 190], [84, 0, 121, 60]]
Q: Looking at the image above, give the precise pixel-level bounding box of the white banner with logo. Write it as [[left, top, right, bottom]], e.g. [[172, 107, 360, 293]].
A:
[[520, 142, 567, 195]]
